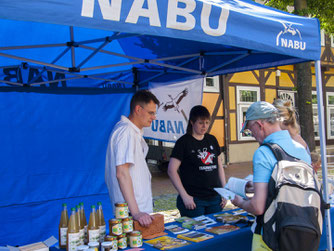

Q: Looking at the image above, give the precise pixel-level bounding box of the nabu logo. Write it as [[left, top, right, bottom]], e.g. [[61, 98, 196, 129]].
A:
[[276, 22, 306, 51]]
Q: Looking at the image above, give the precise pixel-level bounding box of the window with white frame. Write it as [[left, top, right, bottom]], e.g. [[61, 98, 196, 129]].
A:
[[312, 91, 320, 140], [321, 30, 325, 46], [321, 30, 334, 47], [327, 92, 334, 139], [204, 76, 219, 92], [277, 90, 296, 107], [237, 86, 260, 140]]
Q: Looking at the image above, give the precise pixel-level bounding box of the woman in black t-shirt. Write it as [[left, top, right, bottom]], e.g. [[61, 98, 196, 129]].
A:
[[168, 105, 227, 217]]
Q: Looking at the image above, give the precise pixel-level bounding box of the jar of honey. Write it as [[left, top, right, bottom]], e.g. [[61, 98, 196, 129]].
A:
[[109, 219, 123, 235], [104, 235, 114, 242], [102, 236, 117, 251], [77, 245, 89, 251], [117, 234, 127, 249], [122, 217, 133, 233], [101, 242, 113, 251], [129, 231, 142, 248], [88, 242, 99, 251], [115, 203, 129, 219]]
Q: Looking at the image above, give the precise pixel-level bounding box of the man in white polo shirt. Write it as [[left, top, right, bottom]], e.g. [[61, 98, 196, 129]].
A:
[[105, 90, 159, 227]]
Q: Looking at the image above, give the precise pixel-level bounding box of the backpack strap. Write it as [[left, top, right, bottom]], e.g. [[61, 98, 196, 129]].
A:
[[261, 143, 299, 162], [255, 143, 299, 235]]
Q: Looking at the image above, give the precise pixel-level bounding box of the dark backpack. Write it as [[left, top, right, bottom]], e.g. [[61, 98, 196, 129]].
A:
[[255, 143, 324, 251]]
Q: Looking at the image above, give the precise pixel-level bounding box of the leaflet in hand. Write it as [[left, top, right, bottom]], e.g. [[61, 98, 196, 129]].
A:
[[214, 176, 251, 200]]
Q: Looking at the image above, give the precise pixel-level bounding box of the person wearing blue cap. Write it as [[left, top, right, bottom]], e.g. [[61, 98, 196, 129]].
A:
[[232, 101, 311, 250]]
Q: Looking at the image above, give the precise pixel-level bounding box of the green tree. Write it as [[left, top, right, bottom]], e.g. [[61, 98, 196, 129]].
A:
[[264, 0, 334, 34], [263, 0, 334, 151]]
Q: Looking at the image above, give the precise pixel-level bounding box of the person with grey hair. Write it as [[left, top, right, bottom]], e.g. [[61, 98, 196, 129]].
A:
[[232, 101, 311, 250]]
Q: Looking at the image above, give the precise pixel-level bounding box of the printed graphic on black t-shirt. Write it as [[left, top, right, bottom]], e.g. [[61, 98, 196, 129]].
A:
[[197, 147, 216, 171], [171, 134, 222, 198]]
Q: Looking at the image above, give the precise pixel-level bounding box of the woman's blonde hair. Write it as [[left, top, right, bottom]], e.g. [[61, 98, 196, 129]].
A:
[[273, 99, 300, 133]]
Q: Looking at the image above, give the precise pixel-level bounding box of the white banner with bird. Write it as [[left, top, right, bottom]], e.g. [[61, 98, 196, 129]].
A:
[[144, 77, 204, 142]]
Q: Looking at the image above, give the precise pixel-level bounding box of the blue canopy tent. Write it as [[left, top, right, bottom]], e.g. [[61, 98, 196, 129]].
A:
[[0, 0, 330, 249]]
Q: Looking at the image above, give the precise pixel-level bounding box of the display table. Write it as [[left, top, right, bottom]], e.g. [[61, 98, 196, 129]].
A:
[[142, 209, 253, 251], [141, 207, 334, 251], [50, 208, 333, 251]]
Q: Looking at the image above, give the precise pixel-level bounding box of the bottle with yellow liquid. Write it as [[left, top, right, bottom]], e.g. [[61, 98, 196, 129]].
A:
[[80, 202, 88, 244], [88, 205, 100, 243], [76, 205, 85, 245], [67, 207, 80, 251], [59, 203, 68, 249], [97, 202, 106, 242]]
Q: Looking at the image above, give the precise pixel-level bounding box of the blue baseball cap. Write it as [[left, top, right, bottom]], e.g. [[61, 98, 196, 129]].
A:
[[241, 101, 278, 133]]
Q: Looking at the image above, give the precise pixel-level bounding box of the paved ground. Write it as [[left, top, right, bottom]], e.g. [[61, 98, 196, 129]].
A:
[[150, 162, 253, 222]]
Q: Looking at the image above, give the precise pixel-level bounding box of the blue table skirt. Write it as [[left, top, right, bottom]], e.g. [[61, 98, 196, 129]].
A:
[[319, 207, 334, 251], [142, 207, 334, 251], [51, 208, 333, 251]]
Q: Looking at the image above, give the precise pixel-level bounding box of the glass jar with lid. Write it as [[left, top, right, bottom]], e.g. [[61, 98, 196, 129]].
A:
[[101, 241, 113, 251], [117, 234, 127, 249], [88, 242, 99, 251], [129, 231, 142, 248], [115, 203, 128, 219], [122, 217, 133, 233], [109, 219, 123, 235]]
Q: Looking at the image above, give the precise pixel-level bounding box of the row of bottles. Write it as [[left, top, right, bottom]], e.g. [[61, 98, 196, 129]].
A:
[[59, 202, 106, 251]]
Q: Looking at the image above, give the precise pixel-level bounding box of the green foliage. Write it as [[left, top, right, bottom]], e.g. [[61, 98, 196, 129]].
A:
[[264, 0, 334, 34], [264, 0, 293, 11], [312, 94, 317, 104], [308, 0, 334, 34], [328, 95, 334, 105]]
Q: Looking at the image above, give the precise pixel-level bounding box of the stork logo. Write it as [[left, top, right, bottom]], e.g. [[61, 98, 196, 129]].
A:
[[276, 22, 306, 51], [197, 148, 215, 165], [158, 88, 189, 121]]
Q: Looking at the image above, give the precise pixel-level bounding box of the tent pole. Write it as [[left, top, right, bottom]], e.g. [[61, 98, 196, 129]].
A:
[[81, 61, 143, 72], [70, 26, 76, 68], [315, 59, 332, 250], [150, 53, 200, 62], [76, 40, 109, 69], [0, 43, 66, 50], [139, 56, 199, 85], [0, 79, 23, 86], [79, 44, 142, 61], [28, 47, 71, 85], [30, 76, 83, 86], [74, 32, 136, 46], [151, 61, 201, 74], [87, 76, 133, 85], [0, 52, 68, 71], [207, 53, 249, 73]]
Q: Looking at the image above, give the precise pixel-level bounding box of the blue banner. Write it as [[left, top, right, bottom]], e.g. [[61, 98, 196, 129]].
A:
[[0, 0, 321, 60]]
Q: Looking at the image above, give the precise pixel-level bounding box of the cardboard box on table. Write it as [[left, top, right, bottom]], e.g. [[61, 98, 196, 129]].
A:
[[133, 213, 167, 239]]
